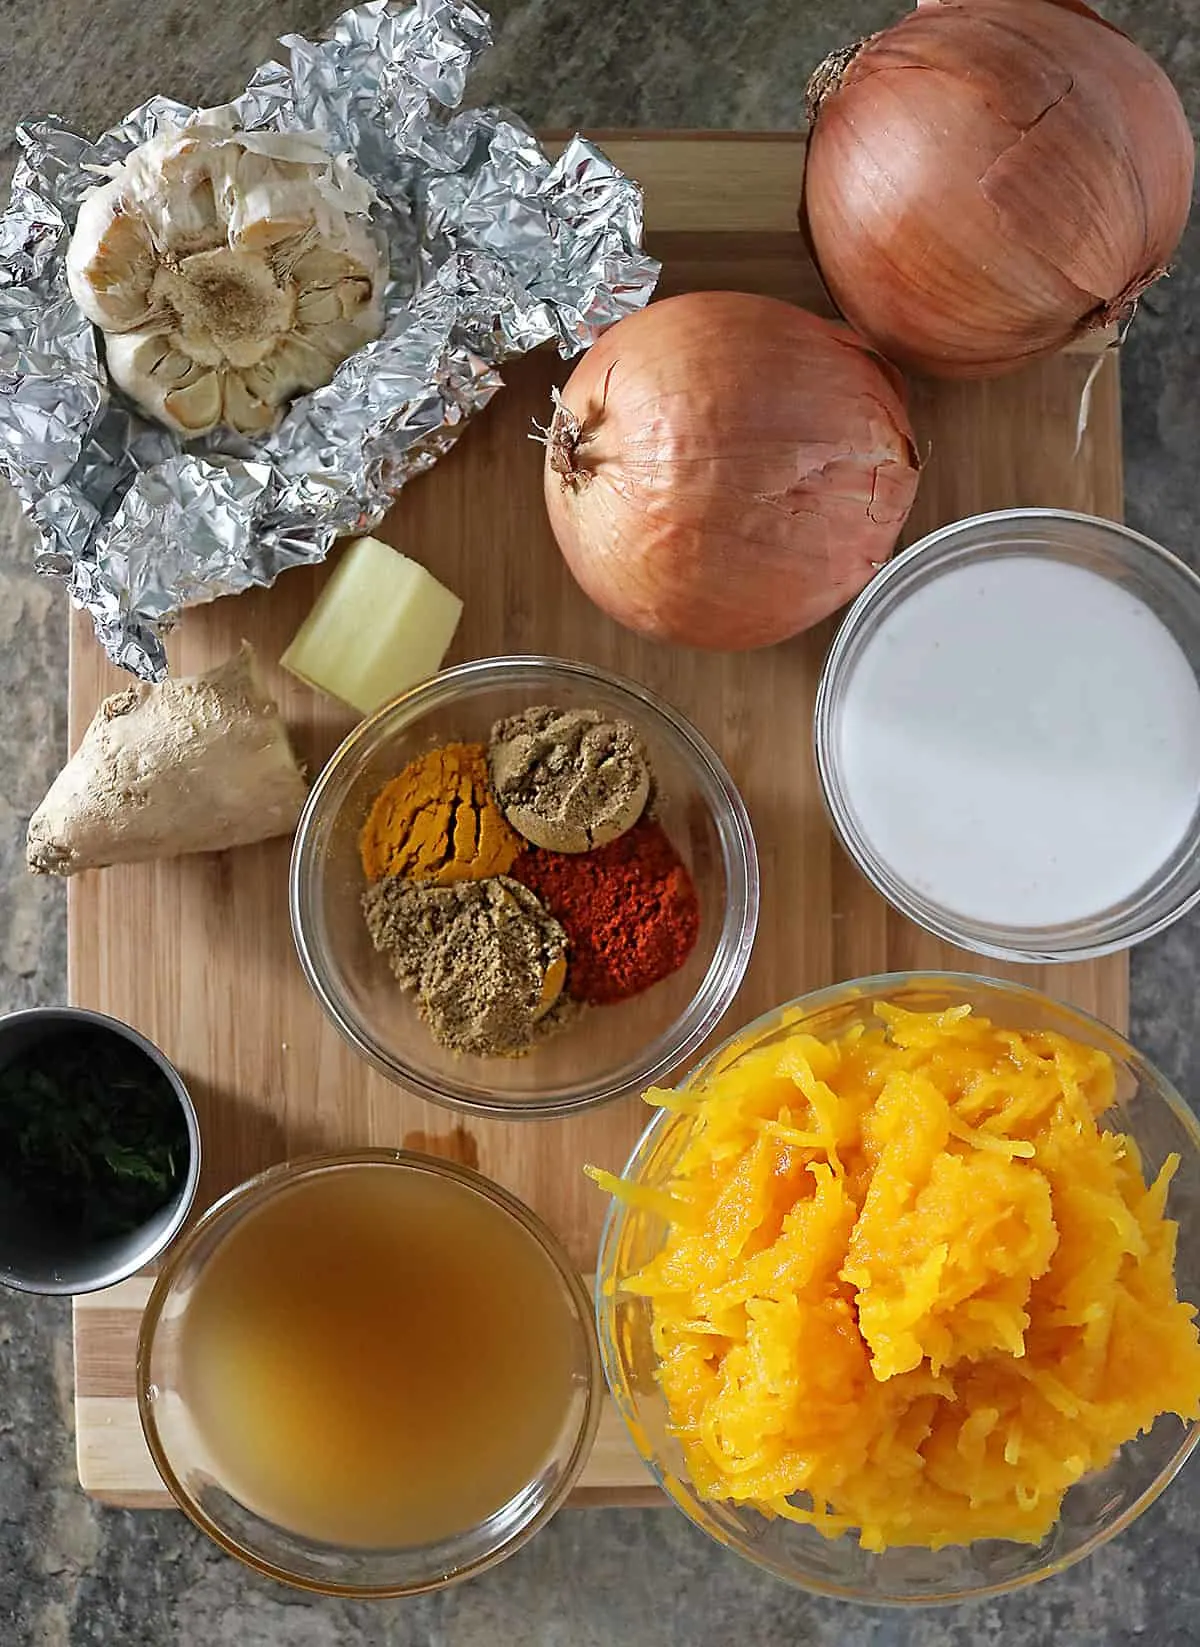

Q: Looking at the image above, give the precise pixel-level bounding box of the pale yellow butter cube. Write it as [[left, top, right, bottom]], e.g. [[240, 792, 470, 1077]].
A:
[[281, 536, 463, 717]]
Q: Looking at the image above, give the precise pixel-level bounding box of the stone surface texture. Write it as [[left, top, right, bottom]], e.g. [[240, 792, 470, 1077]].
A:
[[2, 0, 1199, 1641]]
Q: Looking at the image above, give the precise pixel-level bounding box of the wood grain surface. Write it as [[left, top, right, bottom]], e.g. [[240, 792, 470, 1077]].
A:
[[68, 134, 1128, 1507]]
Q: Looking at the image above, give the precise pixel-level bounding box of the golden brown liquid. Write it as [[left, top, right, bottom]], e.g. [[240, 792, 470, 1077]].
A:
[[178, 1164, 581, 1547]]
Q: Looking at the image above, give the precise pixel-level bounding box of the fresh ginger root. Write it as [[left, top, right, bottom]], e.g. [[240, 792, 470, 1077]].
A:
[[27, 644, 308, 876]]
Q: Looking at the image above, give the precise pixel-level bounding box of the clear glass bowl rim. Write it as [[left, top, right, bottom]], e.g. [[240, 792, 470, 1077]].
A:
[[594, 970, 1200, 1606], [138, 1148, 602, 1598], [813, 508, 1200, 963], [289, 654, 760, 1118]]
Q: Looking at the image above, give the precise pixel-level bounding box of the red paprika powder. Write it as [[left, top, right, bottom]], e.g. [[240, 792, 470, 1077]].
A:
[[511, 817, 700, 1005]]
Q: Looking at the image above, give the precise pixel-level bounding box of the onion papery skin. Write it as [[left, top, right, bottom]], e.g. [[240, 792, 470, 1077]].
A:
[[802, 0, 1195, 379], [542, 291, 921, 652]]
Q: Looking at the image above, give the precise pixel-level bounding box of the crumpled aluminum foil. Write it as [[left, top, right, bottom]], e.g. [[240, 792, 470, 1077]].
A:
[[0, 0, 659, 677]]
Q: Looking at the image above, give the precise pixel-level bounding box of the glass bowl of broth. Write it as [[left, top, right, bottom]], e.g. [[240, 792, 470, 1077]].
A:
[[137, 1151, 601, 1596], [290, 655, 759, 1119]]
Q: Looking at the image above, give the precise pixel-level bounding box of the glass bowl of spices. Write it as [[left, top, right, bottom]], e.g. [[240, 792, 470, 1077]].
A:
[[290, 656, 759, 1117]]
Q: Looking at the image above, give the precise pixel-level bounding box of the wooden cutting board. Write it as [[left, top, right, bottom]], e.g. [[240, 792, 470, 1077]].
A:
[[67, 135, 1128, 1508]]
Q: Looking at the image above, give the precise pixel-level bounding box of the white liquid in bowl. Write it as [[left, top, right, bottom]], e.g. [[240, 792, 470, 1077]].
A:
[[835, 556, 1200, 929]]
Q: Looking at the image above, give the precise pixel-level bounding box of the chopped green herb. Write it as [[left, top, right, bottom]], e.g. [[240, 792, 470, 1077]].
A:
[[0, 1029, 189, 1243]]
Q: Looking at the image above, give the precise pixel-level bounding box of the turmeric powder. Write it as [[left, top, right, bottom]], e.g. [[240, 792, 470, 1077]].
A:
[[360, 742, 521, 884]]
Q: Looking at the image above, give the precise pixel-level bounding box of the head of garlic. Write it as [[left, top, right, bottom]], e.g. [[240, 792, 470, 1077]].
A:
[[66, 118, 387, 439]]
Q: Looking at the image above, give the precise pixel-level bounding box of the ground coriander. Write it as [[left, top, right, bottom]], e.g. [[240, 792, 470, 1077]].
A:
[[488, 705, 650, 853]]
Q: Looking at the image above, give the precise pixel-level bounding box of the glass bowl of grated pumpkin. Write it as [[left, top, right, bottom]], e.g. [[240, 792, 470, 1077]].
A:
[[592, 973, 1200, 1604]]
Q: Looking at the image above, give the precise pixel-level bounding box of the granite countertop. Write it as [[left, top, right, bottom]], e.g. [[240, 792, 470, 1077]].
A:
[[2, 2, 1199, 1642]]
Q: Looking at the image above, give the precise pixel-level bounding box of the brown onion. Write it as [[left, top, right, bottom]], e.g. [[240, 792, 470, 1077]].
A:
[[802, 0, 1195, 378], [542, 292, 920, 652]]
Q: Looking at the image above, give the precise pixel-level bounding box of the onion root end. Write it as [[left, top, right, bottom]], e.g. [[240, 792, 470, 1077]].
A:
[[806, 41, 866, 124], [1089, 266, 1171, 333], [540, 386, 591, 488]]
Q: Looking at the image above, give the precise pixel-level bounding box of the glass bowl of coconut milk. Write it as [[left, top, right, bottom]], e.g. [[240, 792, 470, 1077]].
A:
[[815, 510, 1200, 962]]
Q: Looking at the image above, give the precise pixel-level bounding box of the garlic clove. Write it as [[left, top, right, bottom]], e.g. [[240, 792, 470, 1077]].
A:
[[164, 371, 223, 434], [104, 330, 175, 392], [290, 247, 360, 288], [293, 266, 376, 332], [152, 348, 197, 386], [244, 333, 337, 404], [157, 174, 222, 258], [228, 151, 322, 253], [105, 331, 212, 433], [295, 286, 344, 326], [121, 132, 217, 255], [66, 185, 159, 332], [297, 317, 380, 365], [223, 371, 277, 436], [336, 276, 375, 318]]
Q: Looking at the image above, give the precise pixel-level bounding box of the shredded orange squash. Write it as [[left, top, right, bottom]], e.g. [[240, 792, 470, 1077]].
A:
[[594, 1004, 1200, 1551]]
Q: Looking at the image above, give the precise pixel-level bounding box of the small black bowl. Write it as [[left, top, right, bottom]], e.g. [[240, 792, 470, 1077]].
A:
[[0, 1007, 200, 1295]]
